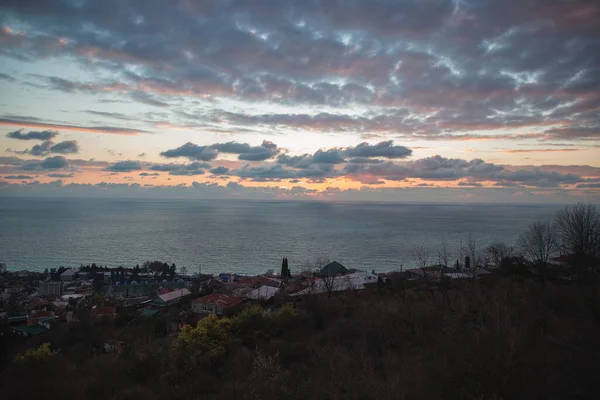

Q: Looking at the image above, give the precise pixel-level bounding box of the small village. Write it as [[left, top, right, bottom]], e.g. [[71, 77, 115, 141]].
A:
[[0, 257, 503, 346]]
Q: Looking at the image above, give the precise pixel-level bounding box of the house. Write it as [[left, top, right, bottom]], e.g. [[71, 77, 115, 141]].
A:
[[60, 268, 77, 281], [192, 293, 244, 315], [27, 310, 55, 326], [123, 296, 152, 308], [291, 271, 374, 296], [10, 324, 48, 337], [40, 281, 63, 296], [91, 306, 117, 321], [150, 288, 191, 307], [317, 261, 349, 277], [4, 286, 23, 295], [25, 298, 52, 311], [246, 285, 279, 300], [236, 275, 282, 288], [104, 340, 125, 354], [140, 308, 160, 317], [10, 310, 57, 337]]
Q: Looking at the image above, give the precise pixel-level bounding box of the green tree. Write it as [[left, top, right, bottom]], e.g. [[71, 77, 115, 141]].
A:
[[14, 343, 59, 362]]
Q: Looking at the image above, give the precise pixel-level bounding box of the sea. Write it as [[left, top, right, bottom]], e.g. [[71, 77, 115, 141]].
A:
[[0, 197, 563, 274]]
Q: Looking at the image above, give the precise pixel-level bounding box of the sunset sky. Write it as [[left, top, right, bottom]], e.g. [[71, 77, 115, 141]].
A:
[[0, 0, 599, 203]]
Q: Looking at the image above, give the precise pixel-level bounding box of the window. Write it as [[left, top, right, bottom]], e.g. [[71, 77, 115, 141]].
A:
[[202, 305, 207, 311]]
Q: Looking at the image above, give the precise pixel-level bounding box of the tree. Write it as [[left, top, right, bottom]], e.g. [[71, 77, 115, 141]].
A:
[[555, 203, 600, 280], [518, 221, 559, 266], [179, 266, 188, 276], [169, 264, 177, 277], [485, 242, 514, 269], [14, 343, 59, 362], [280, 258, 291, 281], [412, 244, 431, 270]]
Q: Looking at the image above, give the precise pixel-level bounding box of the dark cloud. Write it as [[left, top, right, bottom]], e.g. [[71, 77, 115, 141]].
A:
[[47, 173, 74, 178], [209, 140, 281, 161], [21, 155, 69, 170], [0, 0, 598, 152], [6, 129, 58, 141], [210, 166, 230, 174], [9, 139, 79, 156], [343, 141, 412, 159], [50, 140, 79, 154], [41, 156, 69, 169], [150, 162, 211, 172], [28, 140, 53, 156], [3, 175, 33, 179], [0, 73, 17, 82], [494, 169, 581, 188], [0, 116, 148, 135], [160, 142, 218, 161], [162, 141, 281, 162], [168, 169, 205, 176], [139, 172, 159, 176], [106, 160, 142, 172], [312, 149, 345, 164]]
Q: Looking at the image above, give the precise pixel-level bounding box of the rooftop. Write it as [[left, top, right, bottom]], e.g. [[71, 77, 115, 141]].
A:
[[193, 293, 244, 307]]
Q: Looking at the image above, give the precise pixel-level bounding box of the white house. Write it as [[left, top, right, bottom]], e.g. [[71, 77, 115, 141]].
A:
[[291, 271, 377, 296], [245, 285, 279, 300]]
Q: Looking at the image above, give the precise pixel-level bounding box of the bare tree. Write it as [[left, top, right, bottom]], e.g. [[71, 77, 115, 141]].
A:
[[412, 244, 431, 270], [485, 243, 514, 269], [518, 222, 559, 266], [556, 203, 600, 258], [555, 203, 600, 279], [301, 255, 333, 297], [463, 234, 487, 274], [437, 240, 451, 269]]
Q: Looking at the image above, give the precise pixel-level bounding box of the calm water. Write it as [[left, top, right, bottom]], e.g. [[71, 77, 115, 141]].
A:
[[0, 198, 562, 274]]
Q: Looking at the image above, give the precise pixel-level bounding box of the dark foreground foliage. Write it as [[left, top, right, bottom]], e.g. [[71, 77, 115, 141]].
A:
[[2, 277, 600, 400]]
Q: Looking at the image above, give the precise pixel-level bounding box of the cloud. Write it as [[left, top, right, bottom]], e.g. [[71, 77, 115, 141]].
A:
[[343, 141, 412, 159], [210, 166, 230, 174], [0, 73, 16, 82], [106, 161, 142, 172], [209, 140, 281, 161], [6, 129, 58, 141], [139, 172, 159, 176], [49, 140, 79, 154], [47, 173, 74, 178], [3, 175, 33, 179], [13, 139, 80, 156], [0, 118, 147, 135], [0, 0, 597, 147], [28, 140, 53, 156], [312, 149, 345, 164], [161, 140, 282, 162], [21, 155, 70, 170], [160, 142, 218, 161], [168, 169, 205, 176]]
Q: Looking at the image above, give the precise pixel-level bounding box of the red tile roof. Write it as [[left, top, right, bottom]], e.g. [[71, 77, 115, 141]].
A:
[[91, 306, 116, 316], [192, 293, 243, 308]]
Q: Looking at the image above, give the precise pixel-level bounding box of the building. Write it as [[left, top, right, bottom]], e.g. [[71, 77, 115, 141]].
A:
[[246, 285, 279, 300], [317, 261, 349, 277], [291, 271, 376, 296], [25, 298, 52, 311], [39, 281, 63, 296], [60, 268, 78, 281], [192, 293, 244, 315], [91, 306, 117, 321], [10, 310, 58, 337], [150, 288, 191, 307]]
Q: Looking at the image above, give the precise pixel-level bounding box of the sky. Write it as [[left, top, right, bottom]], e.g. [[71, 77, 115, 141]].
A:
[[0, 0, 599, 203]]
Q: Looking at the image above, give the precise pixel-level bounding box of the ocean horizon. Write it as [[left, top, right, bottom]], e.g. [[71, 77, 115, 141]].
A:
[[0, 197, 565, 274]]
